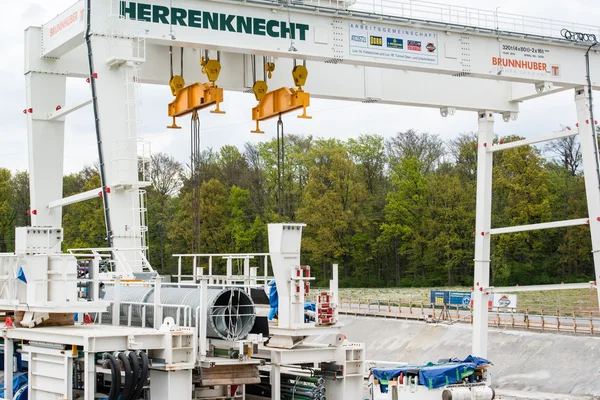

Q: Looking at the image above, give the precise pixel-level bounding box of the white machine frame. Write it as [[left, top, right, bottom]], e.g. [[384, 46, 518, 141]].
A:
[[13, 0, 600, 398]]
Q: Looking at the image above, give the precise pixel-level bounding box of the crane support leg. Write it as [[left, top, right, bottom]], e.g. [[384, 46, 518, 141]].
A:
[[472, 111, 494, 358], [25, 72, 67, 227], [251, 87, 311, 134], [575, 88, 600, 308], [86, 35, 146, 266]]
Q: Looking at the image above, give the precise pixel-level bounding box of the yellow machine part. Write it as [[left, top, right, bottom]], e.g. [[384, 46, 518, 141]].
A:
[[252, 81, 268, 102], [169, 75, 185, 96], [202, 59, 222, 84], [292, 65, 308, 88], [251, 87, 311, 133], [167, 82, 225, 128], [265, 62, 275, 79]]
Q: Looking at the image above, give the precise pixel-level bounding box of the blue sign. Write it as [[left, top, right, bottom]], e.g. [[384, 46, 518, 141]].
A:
[[430, 290, 449, 306], [449, 291, 471, 308], [386, 37, 404, 49]]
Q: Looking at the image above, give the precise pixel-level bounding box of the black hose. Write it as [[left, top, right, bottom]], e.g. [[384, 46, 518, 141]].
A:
[[585, 42, 600, 190], [106, 354, 121, 400], [118, 352, 134, 400], [128, 351, 141, 399], [131, 350, 149, 400]]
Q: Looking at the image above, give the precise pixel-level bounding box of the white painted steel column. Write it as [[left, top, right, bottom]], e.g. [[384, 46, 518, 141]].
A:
[[472, 111, 495, 358], [4, 335, 13, 400], [199, 279, 208, 360], [84, 338, 95, 400], [154, 276, 163, 329], [112, 276, 121, 326], [332, 264, 339, 307], [270, 353, 281, 400], [574, 88, 600, 310], [25, 72, 67, 228]]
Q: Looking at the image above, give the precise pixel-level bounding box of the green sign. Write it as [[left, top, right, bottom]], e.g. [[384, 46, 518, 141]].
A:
[[120, 2, 310, 41]]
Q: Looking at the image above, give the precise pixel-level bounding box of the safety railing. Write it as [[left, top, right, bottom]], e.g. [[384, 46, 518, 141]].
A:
[[97, 278, 257, 362], [336, 297, 600, 335], [258, 0, 600, 40], [173, 252, 273, 289], [68, 247, 155, 277], [97, 301, 193, 328], [0, 254, 19, 307]]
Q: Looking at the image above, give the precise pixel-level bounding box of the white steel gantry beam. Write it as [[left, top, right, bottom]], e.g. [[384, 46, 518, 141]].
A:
[[485, 282, 596, 294], [489, 218, 590, 235], [45, 0, 600, 89], [472, 110, 494, 359], [47, 187, 103, 209], [24, 28, 519, 114], [487, 129, 578, 153], [575, 88, 600, 310], [38, 98, 92, 122]]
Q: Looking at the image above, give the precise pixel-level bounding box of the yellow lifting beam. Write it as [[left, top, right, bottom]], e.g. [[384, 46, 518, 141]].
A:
[[251, 87, 311, 134], [167, 82, 225, 129]]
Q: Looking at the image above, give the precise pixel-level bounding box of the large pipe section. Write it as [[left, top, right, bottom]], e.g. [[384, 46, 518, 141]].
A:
[[100, 285, 256, 340], [442, 386, 495, 400]]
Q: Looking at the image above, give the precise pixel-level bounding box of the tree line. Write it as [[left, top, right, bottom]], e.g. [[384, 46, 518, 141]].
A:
[[0, 130, 594, 287]]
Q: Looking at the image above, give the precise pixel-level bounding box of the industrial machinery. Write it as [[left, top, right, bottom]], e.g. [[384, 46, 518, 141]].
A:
[[5, 0, 600, 398]]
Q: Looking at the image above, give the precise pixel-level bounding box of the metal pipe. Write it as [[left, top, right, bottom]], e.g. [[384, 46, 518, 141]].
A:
[[279, 373, 324, 385], [101, 285, 256, 340]]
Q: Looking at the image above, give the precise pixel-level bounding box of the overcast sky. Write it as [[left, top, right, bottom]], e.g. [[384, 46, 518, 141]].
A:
[[1, 0, 599, 173]]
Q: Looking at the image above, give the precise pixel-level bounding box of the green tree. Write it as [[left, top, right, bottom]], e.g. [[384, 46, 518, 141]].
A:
[[492, 136, 552, 285], [9, 171, 30, 231], [296, 139, 368, 283], [258, 134, 313, 220], [219, 145, 251, 189], [244, 142, 268, 217], [62, 173, 107, 250], [347, 134, 389, 284], [147, 153, 183, 272], [227, 186, 265, 253], [380, 157, 429, 284], [0, 169, 13, 252], [199, 179, 229, 254], [427, 166, 475, 286], [387, 129, 445, 172]]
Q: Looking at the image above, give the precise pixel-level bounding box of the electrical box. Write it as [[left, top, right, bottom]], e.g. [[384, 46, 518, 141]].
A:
[[15, 227, 63, 255]]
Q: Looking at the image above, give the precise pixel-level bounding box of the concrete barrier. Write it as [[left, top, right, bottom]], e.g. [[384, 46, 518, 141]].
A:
[[327, 315, 600, 398]]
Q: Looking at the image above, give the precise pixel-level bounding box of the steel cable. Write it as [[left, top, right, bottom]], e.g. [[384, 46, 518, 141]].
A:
[[277, 115, 285, 217]]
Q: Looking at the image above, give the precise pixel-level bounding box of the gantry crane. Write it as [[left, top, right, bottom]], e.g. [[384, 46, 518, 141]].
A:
[[20, 0, 600, 391]]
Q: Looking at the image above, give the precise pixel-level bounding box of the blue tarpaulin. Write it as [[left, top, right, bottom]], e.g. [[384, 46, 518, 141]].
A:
[[0, 372, 28, 399], [304, 301, 315, 322], [268, 280, 278, 320], [17, 267, 26, 284], [371, 356, 491, 392]]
